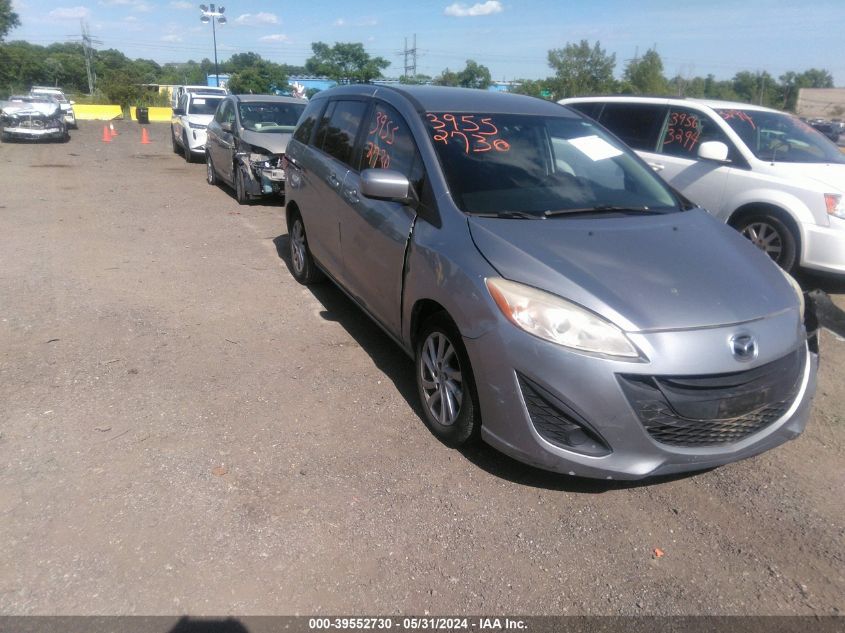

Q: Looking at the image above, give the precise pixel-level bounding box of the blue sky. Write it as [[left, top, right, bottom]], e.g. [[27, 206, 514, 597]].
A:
[[9, 0, 845, 84]]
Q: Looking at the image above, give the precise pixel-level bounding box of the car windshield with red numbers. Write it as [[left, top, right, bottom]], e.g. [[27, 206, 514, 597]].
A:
[[425, 113, 678, 217]]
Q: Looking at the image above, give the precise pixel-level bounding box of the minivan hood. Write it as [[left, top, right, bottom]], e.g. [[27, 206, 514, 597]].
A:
[[468, 209, 797, 332], [766, 161, 845, 193], [239, 129, 292, 155]]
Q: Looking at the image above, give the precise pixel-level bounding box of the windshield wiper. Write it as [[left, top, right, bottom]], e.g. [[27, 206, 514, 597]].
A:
[[472, 211, 541, 219], [543, 205, 657, 218]]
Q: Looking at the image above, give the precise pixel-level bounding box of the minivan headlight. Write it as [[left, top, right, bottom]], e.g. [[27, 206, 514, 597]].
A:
[[779, 268, 805, 321], [824, 193, 845, 220], [485, 277, 639, 358]]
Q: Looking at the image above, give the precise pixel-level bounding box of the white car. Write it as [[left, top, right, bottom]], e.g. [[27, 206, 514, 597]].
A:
[[170, 92, 226, 163], [560, 96, 845, 274], [170, 84, 227, 109], [30, 86, 77, 129]]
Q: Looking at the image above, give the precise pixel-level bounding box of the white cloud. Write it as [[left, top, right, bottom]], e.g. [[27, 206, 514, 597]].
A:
[[132, 2, 152, 11], [169, 0, 192, 8], [48, 6, 90, 19], [234, 12, 279, 25], [98, 0, 130, 5], [333, 16, 378, 27], [444, 0, 502, 17], [259, 33, 289, 43], [11, 0, 28, 10], [161, 34, 183, 42], [124, 15, 137, 21]]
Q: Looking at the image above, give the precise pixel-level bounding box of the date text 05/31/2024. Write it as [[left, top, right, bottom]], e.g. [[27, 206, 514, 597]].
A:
[[308, 617, 528, 630]]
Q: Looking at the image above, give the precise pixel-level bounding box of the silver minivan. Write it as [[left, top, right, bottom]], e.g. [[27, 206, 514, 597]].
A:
[[283, 85, 817, 480]]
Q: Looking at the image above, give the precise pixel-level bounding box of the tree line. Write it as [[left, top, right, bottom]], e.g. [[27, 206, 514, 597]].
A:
[[0, 29, 835, 113]]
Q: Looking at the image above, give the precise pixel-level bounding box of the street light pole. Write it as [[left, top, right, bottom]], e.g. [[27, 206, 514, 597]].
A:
[[199, 4, 227, 87]]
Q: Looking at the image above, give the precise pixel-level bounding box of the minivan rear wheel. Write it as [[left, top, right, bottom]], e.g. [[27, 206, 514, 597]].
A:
[[735, 213, 797, 272], [415, 313, 480, 447], [288, 211, 324, 284]]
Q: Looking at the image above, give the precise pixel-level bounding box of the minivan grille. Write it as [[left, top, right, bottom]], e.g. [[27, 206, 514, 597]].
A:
[[619, 347, 805, 447]]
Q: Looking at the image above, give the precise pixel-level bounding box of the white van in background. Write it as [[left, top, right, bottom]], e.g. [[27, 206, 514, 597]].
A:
[[170, 85, 227, 109], [559, 96, 845, 275]]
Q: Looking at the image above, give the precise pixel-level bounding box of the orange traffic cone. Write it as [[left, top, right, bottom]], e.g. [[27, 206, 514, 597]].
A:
[[109, 122, 118, 137], [101, 125, 111, 143], [140, 128, 151, 145]]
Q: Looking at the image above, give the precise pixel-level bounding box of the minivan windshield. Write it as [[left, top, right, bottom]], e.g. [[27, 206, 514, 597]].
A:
[[716, 108, 845, 164], [425, 113, 680, 217], [238, 101, 307, 133]]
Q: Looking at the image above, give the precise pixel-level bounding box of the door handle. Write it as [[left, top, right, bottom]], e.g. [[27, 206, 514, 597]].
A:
[[648, 162, 665, 172]]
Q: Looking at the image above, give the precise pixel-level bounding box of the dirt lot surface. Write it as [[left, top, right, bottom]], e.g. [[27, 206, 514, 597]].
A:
[[1, 122, 844, 616]]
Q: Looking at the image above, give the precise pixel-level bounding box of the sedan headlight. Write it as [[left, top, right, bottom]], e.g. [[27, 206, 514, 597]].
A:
[[188, 121, 207, 130], [486, 277, 640, 358], [779, 268, 805, 321]]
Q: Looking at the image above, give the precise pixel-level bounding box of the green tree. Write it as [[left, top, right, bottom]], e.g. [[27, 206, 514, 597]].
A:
[[510, 78, 553, 99], [304, 42, 389, 84], [0, 0, 20, 42], [621, 49, 668, 94], [546, 40, 616, 99], [434, 60, 491, 89], [779, 68, 834, 111]]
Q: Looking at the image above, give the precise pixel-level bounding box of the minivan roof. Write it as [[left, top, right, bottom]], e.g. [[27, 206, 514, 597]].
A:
[[560, 94, 784, 115], [316, 84, 573, 117]]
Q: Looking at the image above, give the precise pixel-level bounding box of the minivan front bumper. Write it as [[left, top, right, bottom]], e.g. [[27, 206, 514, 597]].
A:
[[463, 311, 817, 480], [801, 216, 845, 274]]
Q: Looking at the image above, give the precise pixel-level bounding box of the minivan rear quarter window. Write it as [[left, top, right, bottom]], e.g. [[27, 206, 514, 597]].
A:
[[292, 99, 324, 144], [599, 103, 667, 151]]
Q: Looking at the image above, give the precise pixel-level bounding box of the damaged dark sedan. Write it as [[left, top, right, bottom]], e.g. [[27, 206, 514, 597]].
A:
[[1, 95, 69, 143], [205, 94, 307, 204]]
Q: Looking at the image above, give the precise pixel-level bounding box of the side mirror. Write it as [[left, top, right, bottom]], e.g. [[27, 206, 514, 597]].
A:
[[360, 169, 414, 204], [697, 141, 729, 162], [221, 121, 232, 133], [173, 107, 185, 116]]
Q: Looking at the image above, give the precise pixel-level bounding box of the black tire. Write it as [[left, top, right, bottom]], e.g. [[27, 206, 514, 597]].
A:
[[234, 166, 251, 205], [171, 127, 180, 154], [287, 210, 325, 284], [206, 153, 217, 185], [415, 313, 480, 447], [734, 212, 798, 273], [183, 133, 195, 163]]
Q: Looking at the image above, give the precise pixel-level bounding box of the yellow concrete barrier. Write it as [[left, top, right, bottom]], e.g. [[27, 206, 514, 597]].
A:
[[74, 104, 123, 120], [129, 106, 173, 122]]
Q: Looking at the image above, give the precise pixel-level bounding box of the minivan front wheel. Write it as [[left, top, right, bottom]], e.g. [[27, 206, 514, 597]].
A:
[[288, 211, 324, 284], [736, 213, 797, 272], [415, 314, 479, 447]]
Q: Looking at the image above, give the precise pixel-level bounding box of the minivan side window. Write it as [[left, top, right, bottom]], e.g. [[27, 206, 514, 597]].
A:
[[356, 102, 423, 185], [567, 102, 603, 121], [292, 99, 325, 145], [660, 107, 732, 159], [599, 103, 667, 151], [317, 100, 368, 167]]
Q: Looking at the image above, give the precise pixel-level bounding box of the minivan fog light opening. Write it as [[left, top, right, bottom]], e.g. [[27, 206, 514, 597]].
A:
[[486, 277, 639, 358]]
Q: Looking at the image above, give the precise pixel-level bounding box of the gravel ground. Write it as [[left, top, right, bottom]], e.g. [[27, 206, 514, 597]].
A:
[[0, 122, 843, 616]]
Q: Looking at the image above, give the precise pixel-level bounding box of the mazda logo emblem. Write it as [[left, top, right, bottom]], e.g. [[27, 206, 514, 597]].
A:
[[730, 334, 758, 362]]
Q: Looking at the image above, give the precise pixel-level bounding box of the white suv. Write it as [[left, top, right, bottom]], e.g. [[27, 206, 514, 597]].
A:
[[559, 96, 845, 274], [30, 87, 77, 129], [170, 92, 226, 163]]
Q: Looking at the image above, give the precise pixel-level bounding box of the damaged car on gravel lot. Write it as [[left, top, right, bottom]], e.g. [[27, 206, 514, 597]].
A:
[[284, 85, 820, 480], [205, 94, 307, 204], [0, 94, 69, 143]]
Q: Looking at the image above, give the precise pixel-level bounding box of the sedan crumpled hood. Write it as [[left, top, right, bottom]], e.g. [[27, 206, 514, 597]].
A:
[[239, 129, 292, 155], [469, 209, 798, 332]]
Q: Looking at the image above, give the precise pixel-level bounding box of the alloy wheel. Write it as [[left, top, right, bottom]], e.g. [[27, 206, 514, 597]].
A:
[[742, 221, 783, 261], [419, 332, 464, 427]]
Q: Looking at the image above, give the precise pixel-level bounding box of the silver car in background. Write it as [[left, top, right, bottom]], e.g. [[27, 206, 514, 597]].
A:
[[283, 85, 817, 480]]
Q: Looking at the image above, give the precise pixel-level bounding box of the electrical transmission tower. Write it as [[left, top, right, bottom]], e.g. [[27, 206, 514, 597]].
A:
[[81, 21, 101, 95], [400, 35, 417, 80]]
